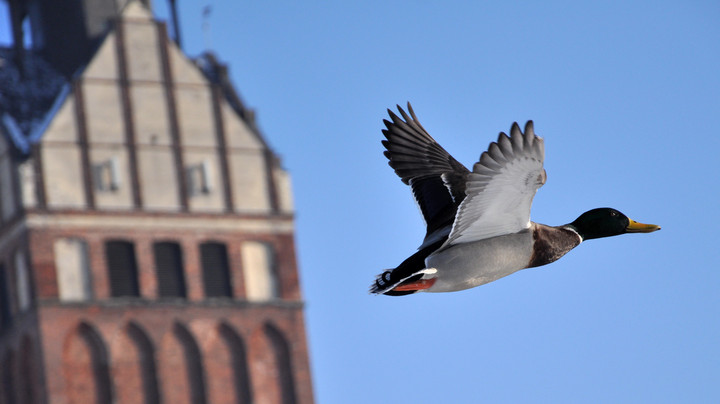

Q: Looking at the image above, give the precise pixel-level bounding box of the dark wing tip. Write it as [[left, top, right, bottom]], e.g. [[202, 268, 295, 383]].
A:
[[396, 104, 413, 123]]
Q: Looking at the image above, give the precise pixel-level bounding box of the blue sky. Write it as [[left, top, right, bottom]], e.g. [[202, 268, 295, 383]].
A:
[[4, 1, 720, 402]]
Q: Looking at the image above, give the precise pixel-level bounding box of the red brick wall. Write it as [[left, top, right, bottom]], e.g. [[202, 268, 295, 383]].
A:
[[12, 214, 314, 404], [27, 219, 302, 302], [38, 303, 313, 404]]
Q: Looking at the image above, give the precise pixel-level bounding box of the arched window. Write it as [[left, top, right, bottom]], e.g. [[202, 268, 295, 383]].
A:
[[105, 241, 140, 297], [241, 242, 278, 301], [265, 324, 297, 404], [219, 323, 252, 403], [173, 323, 207, 404], [200, 242, 232, 298], [153, 242, 186, 298], [55, 238, 92, 301], [64, 322, 113, 404]]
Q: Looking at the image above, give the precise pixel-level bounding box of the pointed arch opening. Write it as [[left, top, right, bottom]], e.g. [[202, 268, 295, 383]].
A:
[[126, 322, 161, 404], [219, 322, 252, 404], [64, 322, 113, 404], [264, 323, 297, 404], [173, 322, 207, 404]]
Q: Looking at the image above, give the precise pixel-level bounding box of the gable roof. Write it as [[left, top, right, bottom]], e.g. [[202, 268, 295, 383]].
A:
[[0, 0, 268, 157]]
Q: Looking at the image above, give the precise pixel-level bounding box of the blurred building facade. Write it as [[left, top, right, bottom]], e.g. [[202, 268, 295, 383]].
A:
[[0, 1, 313, 403]]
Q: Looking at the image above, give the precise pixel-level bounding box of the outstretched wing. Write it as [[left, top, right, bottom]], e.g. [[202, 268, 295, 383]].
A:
[[382, 103, 470, 247], [445, 121, 545, 246]]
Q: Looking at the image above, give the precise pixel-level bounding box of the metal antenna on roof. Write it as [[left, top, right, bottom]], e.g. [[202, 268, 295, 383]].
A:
[[8, 0, 27, 79], [202, 4, 213, 50], [168, 0, 182, 49]]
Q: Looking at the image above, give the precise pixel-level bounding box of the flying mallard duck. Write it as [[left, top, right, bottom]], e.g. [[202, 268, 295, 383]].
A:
[[371, 103, 660, 296]]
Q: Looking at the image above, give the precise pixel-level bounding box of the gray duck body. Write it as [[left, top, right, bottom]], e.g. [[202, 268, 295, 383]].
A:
[[424, 223, 581, 293]]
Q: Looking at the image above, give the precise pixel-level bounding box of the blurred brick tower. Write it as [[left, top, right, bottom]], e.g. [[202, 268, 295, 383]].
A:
[[0, 1, 313, 403]]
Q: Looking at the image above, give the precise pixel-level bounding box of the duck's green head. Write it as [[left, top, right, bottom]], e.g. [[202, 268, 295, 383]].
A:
[[570, 208, 660, 240]]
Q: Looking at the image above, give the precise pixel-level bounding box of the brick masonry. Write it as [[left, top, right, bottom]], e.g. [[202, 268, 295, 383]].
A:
[[0, 211, 314, 404], [38, 301, 313, 404]]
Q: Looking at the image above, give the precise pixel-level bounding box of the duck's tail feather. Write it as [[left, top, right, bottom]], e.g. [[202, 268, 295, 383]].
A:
[[369, 269, 394, 294], [369, 268, 437, 296]]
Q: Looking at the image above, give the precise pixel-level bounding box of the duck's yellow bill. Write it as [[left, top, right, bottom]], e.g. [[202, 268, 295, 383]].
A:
[[626, 219, 661, 233]]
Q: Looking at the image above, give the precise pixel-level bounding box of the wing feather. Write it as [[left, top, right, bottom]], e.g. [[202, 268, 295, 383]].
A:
[[381, 103, 470, 247], [445, 121, 546, 245]]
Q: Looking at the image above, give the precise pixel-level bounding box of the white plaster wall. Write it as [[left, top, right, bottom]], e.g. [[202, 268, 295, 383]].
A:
[[121, 0, 151, 18], [40, 95, 83, 207], [42, 146, 86, 208], [241, 241, 277, 301], [83, 32, 118, 80], [169, 44, 207, 85], [222, 103, 263, 150], [18, 160, 36, 209], [123, 21, 162, 82], [84, 81, 125, 144], [41, 97, 77, 142], [228, 150, 270, 213], [90, 146, 134, 209], [175, 86, 216, 147], [137, 147, 179, 210], [184, 151, 225, 212], [273, 166, 294, 214], [54, 238, 92, 301], [131, 83, 171, 146]]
